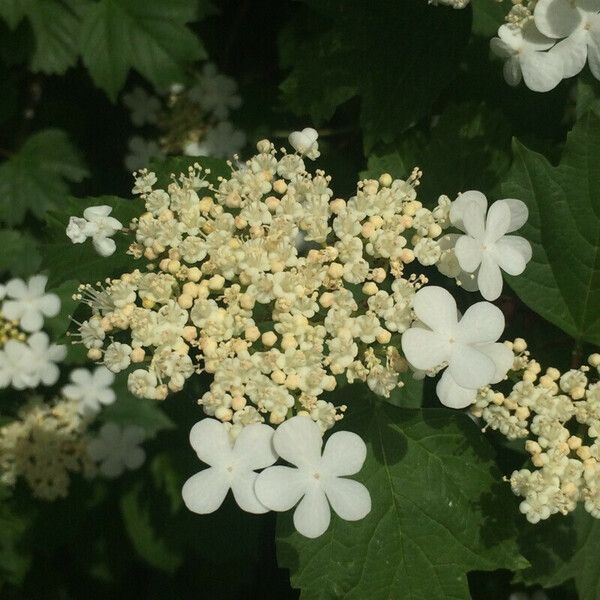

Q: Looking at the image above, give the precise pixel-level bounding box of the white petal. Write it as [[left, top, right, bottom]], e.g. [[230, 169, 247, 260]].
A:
[[484, 201, 511, 243], [40, 363, 60, 386], [123, 425, 146, 445], [254, 466, 308, 511], [324, 478, 371, 521], [87, 439, 110, 461], [586, 24, 600, 80], [401, 328, 451, 371], [454, 236, 483, 273], [0, 300, 23, 321], [501, 199, 529, 232], [490, 37, 512, 59], [272, 416, 322, 468], [551, 31, 588, 78], [28, 275, 48, 296], [93, 366, 115, 387], [436, 370, 477, 409], [70, 368, 93, 386], [231, 470, 269, 514], [503, 57, 523, 87], [477, 342, 514, 384], [534, 0, 582, 39], [19, 309, 44, 332], [492, 239, 528, 276], [448, 344, 496, 388], [100, 422, 121, 442], [101, 458, 125, 478], [189, 419, 232, 467], [92, 236, 116, 257], [233, 423, 277, 470], [124, 447, 145, 470], [462, 201, 486, 239], [321, 431, 367, 477], [477, 255, 504, 301], [520, 50, 564, 93], [39, 294, 60, 317], [182, 468, 230, 514], [457, 302, 505, 344], [450, 191, 487, 231], [5, 279, 27, 299], [412, 286, 458, 333], [83, 205, 112, 220], [293, 485, 331, 538]]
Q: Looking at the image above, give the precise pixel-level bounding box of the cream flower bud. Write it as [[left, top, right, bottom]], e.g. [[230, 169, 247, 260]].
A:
[[261, 331, 277, 347]]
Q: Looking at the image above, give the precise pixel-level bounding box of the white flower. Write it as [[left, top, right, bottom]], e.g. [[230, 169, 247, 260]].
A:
[[182, 418, 277, 514], [535, 0, 600, 81], [2, 275, 60, 332], [450, 191, 532, 301], [88, 422, 146, 478], [0, 340, 35, 389], [62, 366, 116, 415], [124, 136, 163, 173], [189, 63, 242, 120], [491, 23, 563, 92], [401, 286, 513, 408], [288, 127, 320, 159], [122, 87, 161, 126], [27, 332, 67, 386], [183, 122, 247, 158], [255, 416, 371, 538], [66, 205, 123, 257], [103, 341, 132, 372]]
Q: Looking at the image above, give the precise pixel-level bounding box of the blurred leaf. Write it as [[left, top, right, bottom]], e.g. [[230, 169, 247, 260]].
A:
[[80, 0, 206, 101], [500, 110, 600, 345], [576, 70, 600, 119], [42, 195, 140, 287], [0, 0, 90, 74], [0, 129, 88, 226], [0, 230, 41, 276], [149, 154, 231, 188], [0, 488, 31, 587], [386, 376, 424, 408], [277, 394, 527, 599], [279, 0, 471, 151], [471, 0, 505, 37]]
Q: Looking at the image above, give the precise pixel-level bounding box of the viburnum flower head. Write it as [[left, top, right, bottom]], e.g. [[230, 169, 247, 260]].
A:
[[401, 286, 513, 408], [255, 416, 371, 538], [62, 366, 116, 416], [88, 422, 146, 478], [1, 275, 60, 332], [66, 205, 123, 257], [491, 22, 564, 92], [450, 191, 532, 301], [182, 419, 277, 514], [535, 0, 600, 81]]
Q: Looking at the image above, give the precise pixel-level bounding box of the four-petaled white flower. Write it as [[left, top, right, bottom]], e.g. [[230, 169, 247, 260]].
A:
[[535, 0, 600, 81], [255, 416, 371, 538], [66, 205, 123, 257], [2, 275, 60, 332], [401, 286, 513, 408], [182, 418, 277, 514], [62, 366, 116, 416], [122, 86, 161, 127], [88, 422, 146, 478], [491, 22, 564, 92], [183, 121, 247, 159], [288, 127, 320, 159], [450, 191, 532, 301]]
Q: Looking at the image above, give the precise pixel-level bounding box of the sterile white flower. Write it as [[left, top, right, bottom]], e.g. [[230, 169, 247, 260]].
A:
[[62, 366, 116, 415], [535, 0, 600, 81], [0, 340, 36, 389], [88, 422, 146, 478], [125, 136, 163, 172], [401, 286, 513, 408], [189, 63, 242, 120], [66, 205, 123, 257], [27, 332, 67, 386], [491, 23, 563, 92], [255, 416, 371, 538], [450, 191, 532, 301], [2, 275, 60, 332], [183, 121, 246, 158], [122, 87, 161, 126], [288, 127, 319, 159], [182, 418, 277, 514]]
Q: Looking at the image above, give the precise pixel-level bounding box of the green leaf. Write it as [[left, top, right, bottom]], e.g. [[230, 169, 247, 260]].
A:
[[471, 0, 505, 37], [80, 0, 206, 101], [0, 488, 31, 587], [500, 110, 600, 345], [0, 0, 90, 74], [277, 396, 527, 599], [0, 230, 41, 276], [0, 129, 88, 226], [279, 0, 471, 150], [149, 154, 230, 188], [364, 101, 512, 201], [576, 71, 600, 119], [42, 195, 141, 287], [518, 508, 600, 600], [387, 376, 424, 408]]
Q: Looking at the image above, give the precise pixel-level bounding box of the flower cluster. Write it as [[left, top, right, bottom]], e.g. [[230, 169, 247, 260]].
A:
[[491, 0, 600, 92], [123, 63, 246, 171], [183, 415, 370, 538], [473, 343, 600, 524], [73, 131, 471, 436]]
